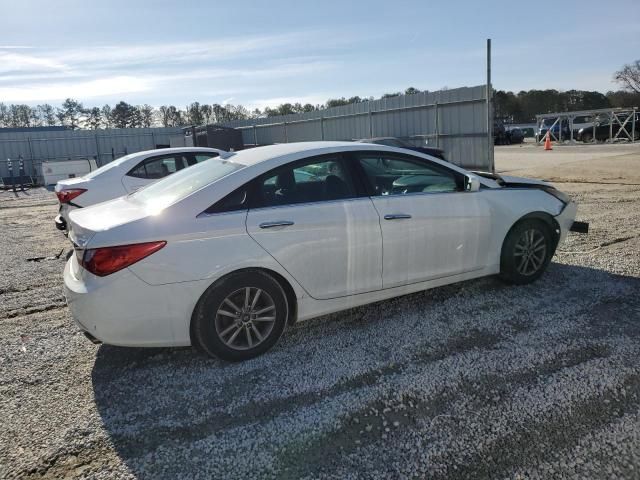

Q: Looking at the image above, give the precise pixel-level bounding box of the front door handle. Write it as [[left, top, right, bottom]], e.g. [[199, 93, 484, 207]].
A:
[[384, 214, 412, 220], [259, 220, 295, 229]]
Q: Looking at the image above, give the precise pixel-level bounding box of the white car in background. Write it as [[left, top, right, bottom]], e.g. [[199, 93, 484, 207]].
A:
[[54, 147, 227, 231], [63, 142, 584, 361]]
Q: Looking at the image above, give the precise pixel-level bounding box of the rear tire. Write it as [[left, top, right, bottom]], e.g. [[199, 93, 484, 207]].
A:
[[192, 270, 289, 361], [499, 220, 553, 285]]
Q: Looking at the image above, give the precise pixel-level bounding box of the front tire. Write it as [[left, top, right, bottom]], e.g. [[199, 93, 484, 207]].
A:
[[499, 220, 553, 285], [192, 270, 289, 361]]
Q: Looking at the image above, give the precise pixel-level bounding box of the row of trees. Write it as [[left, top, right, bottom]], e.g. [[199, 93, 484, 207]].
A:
[[1, 61, 639, 129], [0, 99, 257, 130], [493, 89, 640, 124], [0, 87, 423, 130], [494, 60, 640, 123]]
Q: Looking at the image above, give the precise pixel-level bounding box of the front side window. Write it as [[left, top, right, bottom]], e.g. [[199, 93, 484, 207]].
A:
[[254, 155, 356, 208], [357, 154, 461, 196], [128, 155, 185, 179]]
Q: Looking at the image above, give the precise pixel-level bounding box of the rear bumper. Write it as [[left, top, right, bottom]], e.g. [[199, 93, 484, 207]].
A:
[[63, 256, 204, 347], [55, 204, 76, 233], [54, 214, 67, 231]]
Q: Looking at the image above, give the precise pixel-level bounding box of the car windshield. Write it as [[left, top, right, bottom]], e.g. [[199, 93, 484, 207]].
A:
[[83, 153, 139, 179], [132, 157, 245, 212]]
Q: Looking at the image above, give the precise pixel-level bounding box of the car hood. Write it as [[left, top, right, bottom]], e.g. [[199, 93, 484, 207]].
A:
[[472, 171, 550, 188], [499, 175, 550, 187]]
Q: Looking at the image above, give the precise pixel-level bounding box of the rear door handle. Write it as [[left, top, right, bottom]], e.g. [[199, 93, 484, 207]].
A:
[[259, 220, 295, 229], [384, 214, 412, 220]]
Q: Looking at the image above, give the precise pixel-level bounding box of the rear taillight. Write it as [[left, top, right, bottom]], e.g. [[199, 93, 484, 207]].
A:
[[56, 189, 87, 204], [80, 241, 166, 277]]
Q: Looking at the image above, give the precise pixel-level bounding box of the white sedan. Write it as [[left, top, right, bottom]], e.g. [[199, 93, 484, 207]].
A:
[[54, 147, 226, 231], [63, 141, 582, 361]]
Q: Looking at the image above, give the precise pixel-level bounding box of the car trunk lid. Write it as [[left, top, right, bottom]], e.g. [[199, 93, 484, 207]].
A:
[[67, 196, 151, 244], [67, 196, 157, 277], [55, 177, 91, 191]]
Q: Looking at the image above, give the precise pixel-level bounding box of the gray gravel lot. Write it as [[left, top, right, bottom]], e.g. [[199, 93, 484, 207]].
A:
[[1, 144, 640, 479]]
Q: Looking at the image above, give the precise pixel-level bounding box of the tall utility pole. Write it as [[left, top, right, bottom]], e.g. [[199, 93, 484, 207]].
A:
[[486, 38, 494, 172]]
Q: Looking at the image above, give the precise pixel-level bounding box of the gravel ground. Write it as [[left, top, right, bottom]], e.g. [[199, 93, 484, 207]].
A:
[[1, 144, 640, 479]]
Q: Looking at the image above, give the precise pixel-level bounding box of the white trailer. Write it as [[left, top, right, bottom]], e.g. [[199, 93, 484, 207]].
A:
[[41, 159, 98, 188]]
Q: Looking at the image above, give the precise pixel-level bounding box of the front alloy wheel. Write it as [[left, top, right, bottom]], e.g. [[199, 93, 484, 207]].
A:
[[499, 220, 553, 285], [513, 229, 547, 276]]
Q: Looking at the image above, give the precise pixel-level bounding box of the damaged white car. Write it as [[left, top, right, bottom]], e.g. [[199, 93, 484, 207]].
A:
[[63, 142, 586, 361]]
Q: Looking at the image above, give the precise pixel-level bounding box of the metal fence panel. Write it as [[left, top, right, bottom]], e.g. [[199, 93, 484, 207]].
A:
[[223, 85, 490, 169], [0, 127, 182, 180]]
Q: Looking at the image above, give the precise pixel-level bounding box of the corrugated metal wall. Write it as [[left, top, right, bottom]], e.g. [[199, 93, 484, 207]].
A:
[[0, 127, 183, 180], [222, 85, 490, 169]]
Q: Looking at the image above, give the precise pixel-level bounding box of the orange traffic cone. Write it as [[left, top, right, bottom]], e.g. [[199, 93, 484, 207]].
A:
[[544, 131, 552, 150]]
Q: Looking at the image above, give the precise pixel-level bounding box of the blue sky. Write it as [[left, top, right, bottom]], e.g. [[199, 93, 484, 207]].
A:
[[2, 0, 639, 109]]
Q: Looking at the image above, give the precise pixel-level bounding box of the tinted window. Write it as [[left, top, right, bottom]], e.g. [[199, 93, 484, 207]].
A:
[[358, 154, 461, 195], [84, 153, 137, 179], [204, 187, 248, 214], [254, 155, 356, 208], [128, 155, 185, 179]]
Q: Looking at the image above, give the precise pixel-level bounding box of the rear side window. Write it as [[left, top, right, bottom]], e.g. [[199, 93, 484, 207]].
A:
[[128, 155, 186, 179], [357, 153, 462, 195], [132, 158, 244, 211], [252, 155, 357, 208], [203, 187, 248, 215]]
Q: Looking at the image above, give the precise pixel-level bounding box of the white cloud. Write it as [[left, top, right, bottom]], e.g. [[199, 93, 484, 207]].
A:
[[0, 51, 68, 73], [247, 94, 331, 111], [0, 76, 151, 102], [0, 31, 345, 104]]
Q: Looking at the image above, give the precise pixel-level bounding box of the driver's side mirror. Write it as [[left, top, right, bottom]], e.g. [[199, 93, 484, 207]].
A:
[[465, 174, 481, 192]]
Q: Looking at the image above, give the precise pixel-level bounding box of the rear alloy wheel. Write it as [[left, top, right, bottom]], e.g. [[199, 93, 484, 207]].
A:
[[215, 287, 276, 351], [192, 270, 288, 361], [499, 220, 552, 285]]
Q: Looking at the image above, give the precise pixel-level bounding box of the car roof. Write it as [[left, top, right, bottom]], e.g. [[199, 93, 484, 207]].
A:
[[361, 137, 396, 141], [224, 141, 390, 167], [224, 141, 464, 173], [129, 146, 226, 157]]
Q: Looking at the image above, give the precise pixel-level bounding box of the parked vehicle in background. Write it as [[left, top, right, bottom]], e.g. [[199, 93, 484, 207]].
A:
[[495, 122, 524, 145], [63, 141, 581, 361], [42, 159, 98, 189], [357, 137, 446, 161], [505, 127, 524, 144], [494, 120, 508, 145], [576, 113, 640, 142], [570, 115, 593, 136], [54, 147, 227, 232], [538, 118, 571, 140]]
